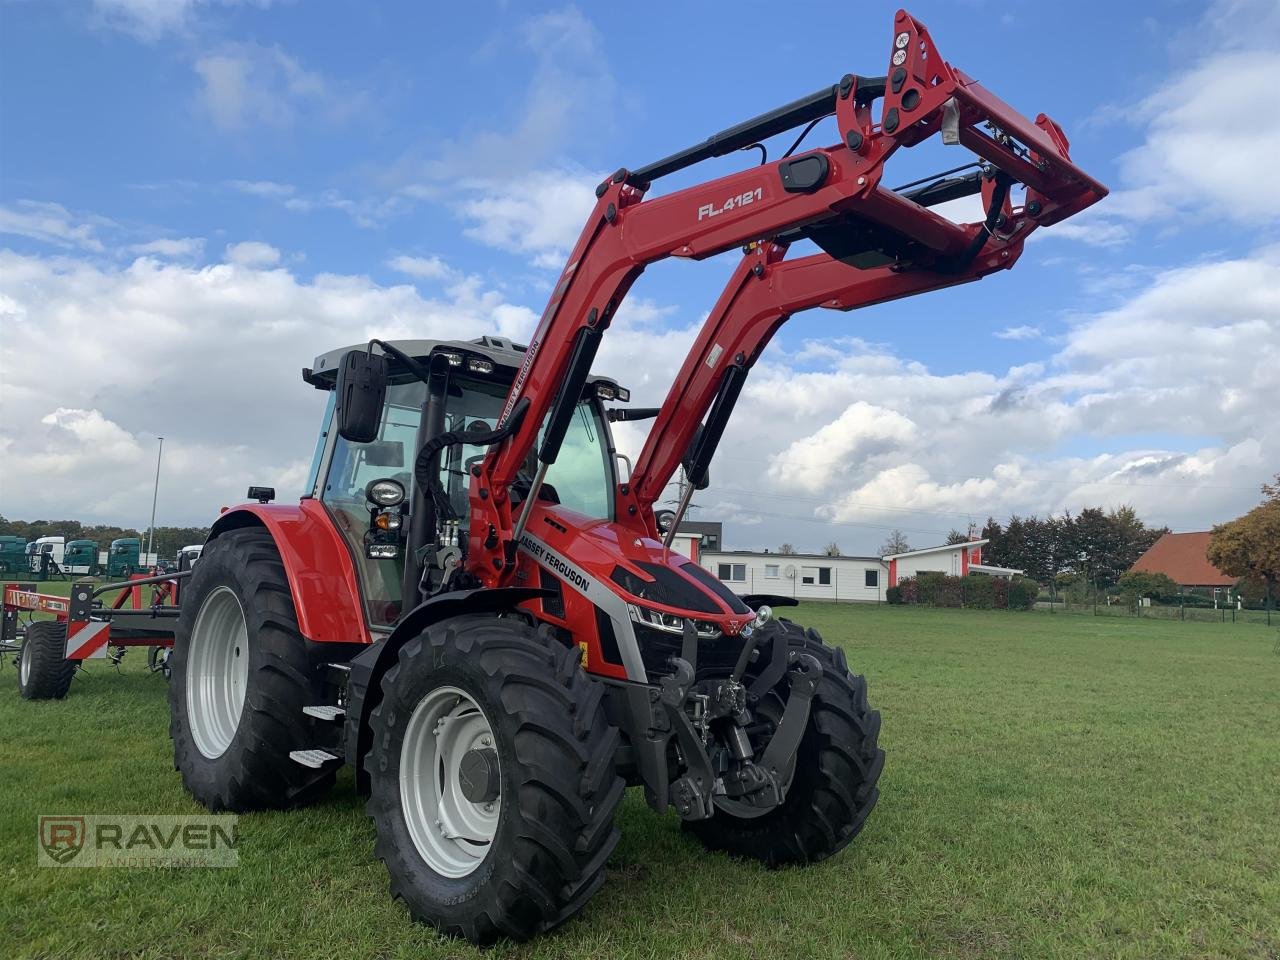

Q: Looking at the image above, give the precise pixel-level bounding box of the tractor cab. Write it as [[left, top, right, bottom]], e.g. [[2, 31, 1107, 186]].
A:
[[303, 336, 624, 627]]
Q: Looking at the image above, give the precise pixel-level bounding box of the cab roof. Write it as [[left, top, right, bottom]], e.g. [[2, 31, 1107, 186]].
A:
[[303, 335, 625, 394]]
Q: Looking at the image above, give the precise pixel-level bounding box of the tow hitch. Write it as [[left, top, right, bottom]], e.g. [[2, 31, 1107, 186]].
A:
[[660, 620, 824, 820]]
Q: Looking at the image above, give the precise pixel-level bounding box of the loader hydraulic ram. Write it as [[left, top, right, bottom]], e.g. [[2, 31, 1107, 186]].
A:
[[167, 9, 1105, 944]]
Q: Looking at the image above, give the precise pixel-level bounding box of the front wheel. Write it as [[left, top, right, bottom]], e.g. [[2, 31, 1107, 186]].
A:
[[366, 616, 624, 944], [685, 620, 884, 866]]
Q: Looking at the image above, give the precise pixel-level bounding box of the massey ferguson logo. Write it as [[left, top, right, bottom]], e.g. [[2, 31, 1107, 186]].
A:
[[40, 816, 86, 864]]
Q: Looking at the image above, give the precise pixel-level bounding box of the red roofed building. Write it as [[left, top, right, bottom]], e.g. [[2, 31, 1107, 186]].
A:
[[1129, 532, 1235, 588]]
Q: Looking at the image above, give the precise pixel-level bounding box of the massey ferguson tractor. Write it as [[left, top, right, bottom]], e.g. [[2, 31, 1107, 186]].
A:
[[169, 10, 1105, 943]]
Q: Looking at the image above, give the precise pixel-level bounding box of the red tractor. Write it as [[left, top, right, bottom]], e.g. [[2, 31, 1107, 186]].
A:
[[169, 10, 1105, 943]]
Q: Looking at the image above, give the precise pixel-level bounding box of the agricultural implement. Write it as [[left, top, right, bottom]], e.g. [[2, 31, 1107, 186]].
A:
[[165, 9, 1105, 944], [3, 570, 187, 698]]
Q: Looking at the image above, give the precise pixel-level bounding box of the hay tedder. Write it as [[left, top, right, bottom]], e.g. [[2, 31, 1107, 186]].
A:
[[3, 571, 186, 698], [161, 10, 1104, 943]]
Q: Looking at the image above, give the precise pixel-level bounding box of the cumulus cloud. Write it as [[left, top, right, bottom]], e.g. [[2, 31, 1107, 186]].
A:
[[455, 169, 600, 267], [0, 250, 540, 526], [224, 240, 281, 267]]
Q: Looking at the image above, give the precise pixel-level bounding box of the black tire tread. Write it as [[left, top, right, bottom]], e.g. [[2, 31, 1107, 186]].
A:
[[18, 621, 76, 700]]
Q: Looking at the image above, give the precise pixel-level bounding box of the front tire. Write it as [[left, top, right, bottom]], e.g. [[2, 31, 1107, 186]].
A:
[[366, 617, 624, 944], [169, 529, 334, 811], [686, 620, 884, 866], [18, 621, 76, 700]]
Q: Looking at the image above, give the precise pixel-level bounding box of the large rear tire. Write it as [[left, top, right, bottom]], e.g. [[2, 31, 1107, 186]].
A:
[[366, 616, 624, 944], [686, 620, 884, 866], [169, 528, 334, 811], [18, 621, 76, 700]]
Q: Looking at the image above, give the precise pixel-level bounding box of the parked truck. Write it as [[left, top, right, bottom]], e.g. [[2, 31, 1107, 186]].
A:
[[106, 538, 141, 578], [63, 540, 100, 575], [0, 537, 26, 574], [26, 536, 65, 573]]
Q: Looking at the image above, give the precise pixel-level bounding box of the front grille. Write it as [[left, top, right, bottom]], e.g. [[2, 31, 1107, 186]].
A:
[[539, 568, 565, 619], [610, 562, 720, 614], [634, 622, 747, 680], [678, 562, 752, 614]]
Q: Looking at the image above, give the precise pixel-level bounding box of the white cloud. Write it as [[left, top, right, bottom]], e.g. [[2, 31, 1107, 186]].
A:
[[768, 402, 917, 493], [994, 325, 1041, 341], [0, 201, 108, 252], [1111, 49, 1280, 225], [1, 237, 1275, 552], [224, 241, 280, 267], [455, 169, 599, 265], [193, 43, 360, 133], [130, 237, 205, 258], [0, 249, 539, 526], [387, 255, 455, 281]]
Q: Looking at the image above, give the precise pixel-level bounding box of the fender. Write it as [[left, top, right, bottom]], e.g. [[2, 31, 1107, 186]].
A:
[[209, 500, 370, 646], [343, 587, 551, 775]]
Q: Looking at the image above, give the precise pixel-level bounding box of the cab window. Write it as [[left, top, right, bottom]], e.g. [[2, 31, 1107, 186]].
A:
[[322, 380, 425, 626]]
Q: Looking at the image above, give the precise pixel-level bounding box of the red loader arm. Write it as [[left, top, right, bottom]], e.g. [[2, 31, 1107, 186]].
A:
[[469, 8, 1106, 585]]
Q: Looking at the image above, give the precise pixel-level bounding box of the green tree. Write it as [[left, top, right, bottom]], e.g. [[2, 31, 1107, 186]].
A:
[[1116, 570, 1180, 603], [1208, 481, 1280, 611], [945, 529, 969, 545]]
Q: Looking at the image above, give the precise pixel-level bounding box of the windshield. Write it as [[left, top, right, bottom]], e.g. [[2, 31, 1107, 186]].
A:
[[321, 368, 616, 627]]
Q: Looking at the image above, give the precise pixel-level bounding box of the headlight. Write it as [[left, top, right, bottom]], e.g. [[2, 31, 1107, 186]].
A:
[[365, 478, 405, 507], [627, 603, 720, 639]]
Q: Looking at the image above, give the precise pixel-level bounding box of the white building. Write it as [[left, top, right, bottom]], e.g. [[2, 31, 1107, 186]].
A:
[[883, 539, 1021, 585], [698, 551, 887, 603], [698, 537, 1022, 604]]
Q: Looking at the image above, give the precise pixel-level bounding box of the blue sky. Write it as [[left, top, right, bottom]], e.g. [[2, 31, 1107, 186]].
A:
[[2, 0, 1277, 553]]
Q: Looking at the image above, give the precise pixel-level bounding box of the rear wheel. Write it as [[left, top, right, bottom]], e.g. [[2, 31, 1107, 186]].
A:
[[686, 620, 884, 866], [366, 616, 624, 944], [18, 621, 76, 700], [169, 529, 334, 811]]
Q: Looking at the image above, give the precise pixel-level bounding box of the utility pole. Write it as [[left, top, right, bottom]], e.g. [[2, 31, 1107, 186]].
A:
[[147, 437, 164, 562]]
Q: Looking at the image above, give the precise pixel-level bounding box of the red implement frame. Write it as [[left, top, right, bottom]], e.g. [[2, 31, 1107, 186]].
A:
[[2, 573, 181, 662], [469, 8, 1106, 586]]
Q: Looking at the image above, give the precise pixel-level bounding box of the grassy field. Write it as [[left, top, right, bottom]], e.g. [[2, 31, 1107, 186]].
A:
[[1, 602, 1277, 960]]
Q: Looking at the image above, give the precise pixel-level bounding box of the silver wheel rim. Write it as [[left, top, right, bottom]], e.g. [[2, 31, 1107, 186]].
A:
[[19, 640, 31, 687], [186, 586, 250, 759], [400, 685, 501, 878]]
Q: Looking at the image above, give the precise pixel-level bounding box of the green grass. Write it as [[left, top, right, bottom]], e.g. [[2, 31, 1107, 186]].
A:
[[2, 604, 1277, 960]]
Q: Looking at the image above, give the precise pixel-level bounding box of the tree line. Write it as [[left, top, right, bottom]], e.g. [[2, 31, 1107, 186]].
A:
[[0, 515, 210, 560], [978, 506, 1167, 589]]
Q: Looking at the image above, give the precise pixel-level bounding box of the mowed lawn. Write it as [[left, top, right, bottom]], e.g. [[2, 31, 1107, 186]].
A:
[[1, 601, 1277, 960]]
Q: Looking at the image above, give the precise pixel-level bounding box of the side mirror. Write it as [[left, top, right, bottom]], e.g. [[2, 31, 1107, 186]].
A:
[[654, 509, 677, 535], [335, 349, 388, 443]]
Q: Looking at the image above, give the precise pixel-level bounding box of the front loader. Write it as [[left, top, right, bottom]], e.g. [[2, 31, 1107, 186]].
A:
[[168, 10, 1105, 944]]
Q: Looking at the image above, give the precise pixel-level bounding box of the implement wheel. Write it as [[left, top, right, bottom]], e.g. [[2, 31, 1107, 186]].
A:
[[18, 621, 75, 700], [686, 619, 884, 866], [366, 616, 624, 944], [169, 529, 333, 812]]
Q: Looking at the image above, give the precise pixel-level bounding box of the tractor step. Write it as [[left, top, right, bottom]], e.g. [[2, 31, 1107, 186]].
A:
[[289, 748, 341, 769], [302, 704, 345, 721]]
